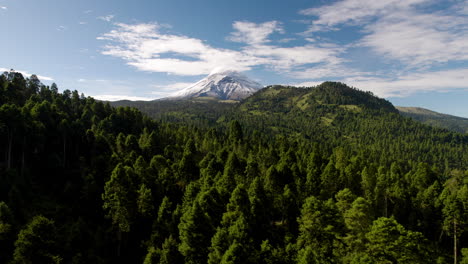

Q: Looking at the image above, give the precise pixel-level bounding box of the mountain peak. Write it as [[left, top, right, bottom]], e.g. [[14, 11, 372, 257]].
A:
[[169, 70, 263, 100]]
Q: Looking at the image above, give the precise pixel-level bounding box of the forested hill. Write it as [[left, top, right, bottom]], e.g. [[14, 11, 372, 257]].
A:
[[2, 72, 468, 263], [114, 82, 467, 168], [397, 106, 468, 134]]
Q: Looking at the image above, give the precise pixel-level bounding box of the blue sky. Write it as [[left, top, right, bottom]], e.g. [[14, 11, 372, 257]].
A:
[[1, 0, 468, 117]]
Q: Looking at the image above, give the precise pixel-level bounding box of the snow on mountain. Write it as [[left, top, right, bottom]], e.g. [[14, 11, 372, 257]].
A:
[[168, 70, 263, 100]]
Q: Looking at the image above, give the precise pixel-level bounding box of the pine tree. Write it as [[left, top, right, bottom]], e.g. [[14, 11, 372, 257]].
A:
[[102, 163, 136, 256], [296, 196, 344, 263], [159, 235, 183, 264], [178, 200, 214, 264], [12, 215, 61, 264]]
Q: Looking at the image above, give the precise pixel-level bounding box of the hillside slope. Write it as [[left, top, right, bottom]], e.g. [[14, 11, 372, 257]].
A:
[[397, 106, 468, 133], [115, 82, 467, 168]]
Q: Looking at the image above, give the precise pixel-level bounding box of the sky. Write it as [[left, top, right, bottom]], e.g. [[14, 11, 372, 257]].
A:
[[1, 0, 467, 117]]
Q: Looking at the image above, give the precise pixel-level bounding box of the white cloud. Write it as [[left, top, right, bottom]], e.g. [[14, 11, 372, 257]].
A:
[[300, 0, 428, 32], [291, 64, 366, 79], [0, 68, 54, 81], [277, 38, 295, 43], [1, 6, 7, 10], [152, 82, 193, 91], [57, 26, 67, 31], [343, 69, 468, 97], [98, 22, 344, 77], [360, 11, 468, 68], [84, 10, 93, 14], [289, 81, 322, 87], [93, 94, 156, 101], [300, 0, 468, 70], [98, 14, 114, 22], [150, 82, 195, 98], [227, 21, 284, 45], [79, 21, 87, 25], [243, 44, 343, 72], [98, 22, 264, 75]]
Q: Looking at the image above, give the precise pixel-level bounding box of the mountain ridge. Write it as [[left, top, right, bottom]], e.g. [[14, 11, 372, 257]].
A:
[[397, 106, 468, 133]]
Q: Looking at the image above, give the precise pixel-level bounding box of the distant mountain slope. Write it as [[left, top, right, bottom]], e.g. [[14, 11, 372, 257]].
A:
[[167, 70, 263, 100], [397, 106, 468, 133], [115, 82, 467, 166], [111, 98, 234, 126]]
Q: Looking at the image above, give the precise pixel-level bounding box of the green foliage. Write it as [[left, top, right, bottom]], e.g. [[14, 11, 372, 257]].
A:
[[102, 163, 135, 233], [137, 184, 154, 217], [365, 217, 429, 263], [0, 202, 14, 263], [461, 248, 468, 264], [398, 106, 468, 134], [159, 235, 183, 264], [0, 74, 466, 263], [296, 196, 344, 263], [178, 200, 215, 264], [12, 215, 61, 264]]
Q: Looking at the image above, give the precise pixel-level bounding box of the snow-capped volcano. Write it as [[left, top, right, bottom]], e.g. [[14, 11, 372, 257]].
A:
[[169, 70, 263, 100]]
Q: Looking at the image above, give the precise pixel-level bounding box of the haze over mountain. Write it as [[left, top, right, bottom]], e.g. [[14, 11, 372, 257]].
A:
[[167, 70, 263, 100]]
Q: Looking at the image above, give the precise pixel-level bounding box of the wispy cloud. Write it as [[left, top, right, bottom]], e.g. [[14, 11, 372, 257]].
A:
[[152, 82, 194, 91], [227, 21, 284, 45], [360, 11, 468, 68], [98, 22, 263, 75], [0, 6, 7, 10], [150, 82, 194, 98], [344, 69, 468, 97], [98, 21, 344, 77], [57, 25, 67, 31], [299, 0, 468, 69], [93, 94, 156, 101], [97, 14, 114, 22], [79, 21, 87, 25], [0, 68, 54, 81], [299, 0, 428, 32], [289, 81, 323, 87], [291, 64, 367, 79]]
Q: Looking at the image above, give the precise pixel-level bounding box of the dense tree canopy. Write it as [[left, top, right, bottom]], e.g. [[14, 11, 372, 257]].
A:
[[1, 71, 468, 263]]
